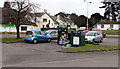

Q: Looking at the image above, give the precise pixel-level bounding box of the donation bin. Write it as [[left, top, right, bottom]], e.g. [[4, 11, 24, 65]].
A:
[[70, 31, 85, 46]]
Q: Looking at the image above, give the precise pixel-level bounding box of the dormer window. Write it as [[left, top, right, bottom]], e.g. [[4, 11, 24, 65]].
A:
[[43, 18, 47, 22]]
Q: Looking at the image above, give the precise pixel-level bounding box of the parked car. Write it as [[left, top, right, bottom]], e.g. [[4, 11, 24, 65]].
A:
[[101, 31, 106, 38], [94, 31, 106, 38], [84, 29, 106, 38], [24, 30, 51, 44], [83, 30, 89, 34], [45, 30, 58, 39], [85, 31, 103, 44]]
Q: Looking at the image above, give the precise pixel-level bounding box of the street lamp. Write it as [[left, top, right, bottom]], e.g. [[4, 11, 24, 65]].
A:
[[86, 2, 92, 30]]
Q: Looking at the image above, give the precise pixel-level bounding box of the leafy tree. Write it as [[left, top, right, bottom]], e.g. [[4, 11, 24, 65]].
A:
[[74, 15, 87, 27], [89, 13, 103, 27], [3, 0, 39, 38], [70, 13, 78, 22]]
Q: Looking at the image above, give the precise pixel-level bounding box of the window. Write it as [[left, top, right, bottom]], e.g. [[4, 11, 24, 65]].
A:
[[26, 31, 32, 35], [51, 31, 56, 34], [43, 18, 47, 22], [21, 26, 27, 31], [35, 31, 41, 34], [110, 24, 113, 28], [51, 23, 54, 26], [101, 24, 104, 28]]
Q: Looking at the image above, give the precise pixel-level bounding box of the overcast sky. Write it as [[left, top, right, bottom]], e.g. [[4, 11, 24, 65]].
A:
[[0, 0, 105, 17]]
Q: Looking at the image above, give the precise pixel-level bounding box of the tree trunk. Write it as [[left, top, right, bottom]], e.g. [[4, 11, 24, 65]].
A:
[[16, 26, 20, 38]]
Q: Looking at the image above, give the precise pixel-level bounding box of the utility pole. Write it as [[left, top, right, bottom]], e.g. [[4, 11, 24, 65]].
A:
[[86, 2, 92, 30]]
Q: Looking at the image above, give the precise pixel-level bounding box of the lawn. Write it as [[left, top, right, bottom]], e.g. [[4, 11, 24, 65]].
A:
[[1, 38, 24, 42], [102, 30, 120, 35], [58, 44, 119, 53]]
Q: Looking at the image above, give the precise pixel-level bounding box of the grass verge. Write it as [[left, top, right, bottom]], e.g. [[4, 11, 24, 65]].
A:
[[0, 38, 24, 42], [103, 30, 120, 35], [58, 44, 119, 53]]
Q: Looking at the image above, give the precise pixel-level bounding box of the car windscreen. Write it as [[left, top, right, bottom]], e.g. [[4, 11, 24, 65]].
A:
[[86, 32, 95, 36], [26, 31, 32, 35], [45, 31, 51, 34]]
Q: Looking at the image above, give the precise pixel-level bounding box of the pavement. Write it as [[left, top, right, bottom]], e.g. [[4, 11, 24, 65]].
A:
[[0, 34, 25, 38], [106, 35, 120, 38]]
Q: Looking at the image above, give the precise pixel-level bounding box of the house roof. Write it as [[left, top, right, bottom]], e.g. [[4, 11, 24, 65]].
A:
[[30, 12, 59, 24], [30, 12, 45, 17], [55, 15, 73, 24], [44, 12, 59, 24], [51, 16, 57, 21], [98, 21, 120, 24]]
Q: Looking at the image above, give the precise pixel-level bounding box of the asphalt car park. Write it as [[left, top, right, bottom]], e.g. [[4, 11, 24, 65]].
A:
[[2, 40, 118, 67], [1, 31, 119, 67]]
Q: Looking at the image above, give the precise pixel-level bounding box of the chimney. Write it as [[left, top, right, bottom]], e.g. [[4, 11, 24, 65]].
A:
[[44, 9, 47, 13], [4, 1, 10, 8]]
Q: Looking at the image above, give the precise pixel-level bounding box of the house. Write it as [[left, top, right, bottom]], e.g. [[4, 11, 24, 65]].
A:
[[29, 10, 58, 30], [0, 2, 37, 32], [95, 21, 120, 30], [53, 15, 78, 29]]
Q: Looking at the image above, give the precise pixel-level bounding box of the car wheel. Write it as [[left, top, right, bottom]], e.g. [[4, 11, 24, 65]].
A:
[[47, 38, 51, 42], [25, 40, 28, 43], [32, 39, 38, 44], [92, 39, 95, 44], [100, 39, 103, 43], [103, 35, 106, 38]]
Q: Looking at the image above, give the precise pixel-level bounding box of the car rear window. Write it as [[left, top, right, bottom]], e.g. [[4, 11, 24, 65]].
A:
[[26, 31, 32, 35]]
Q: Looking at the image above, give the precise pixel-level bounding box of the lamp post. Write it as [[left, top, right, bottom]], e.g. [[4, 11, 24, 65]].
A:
[[86, 2, 92, 30]]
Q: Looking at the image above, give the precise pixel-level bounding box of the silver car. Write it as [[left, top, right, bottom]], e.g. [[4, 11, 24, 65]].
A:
[[85, 31, 103, 43], [45, 30, 58, 39]]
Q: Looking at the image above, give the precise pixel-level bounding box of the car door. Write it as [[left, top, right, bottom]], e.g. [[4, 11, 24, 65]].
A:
[[96, 33, 102, 41], [55, 31, 58, 38], [94, 33, 99, 41], [40, 31, 47, 41], [53, 31, 58, 38], [36, 31, 46, 41], [50, 31, 57, 38]]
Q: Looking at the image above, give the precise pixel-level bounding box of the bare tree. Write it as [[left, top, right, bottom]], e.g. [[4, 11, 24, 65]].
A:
[[8, 0, 40, 38]]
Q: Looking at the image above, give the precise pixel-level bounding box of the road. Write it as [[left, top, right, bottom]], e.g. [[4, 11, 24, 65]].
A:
[[100, 38, 119, 46], [2, 41, 118, 67]]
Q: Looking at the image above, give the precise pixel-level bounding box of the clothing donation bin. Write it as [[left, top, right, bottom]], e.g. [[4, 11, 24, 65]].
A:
[[70, 31, 85, 46]]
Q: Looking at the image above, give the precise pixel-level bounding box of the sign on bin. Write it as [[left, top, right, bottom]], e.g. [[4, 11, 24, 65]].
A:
[[73, 36, 79, 45]]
